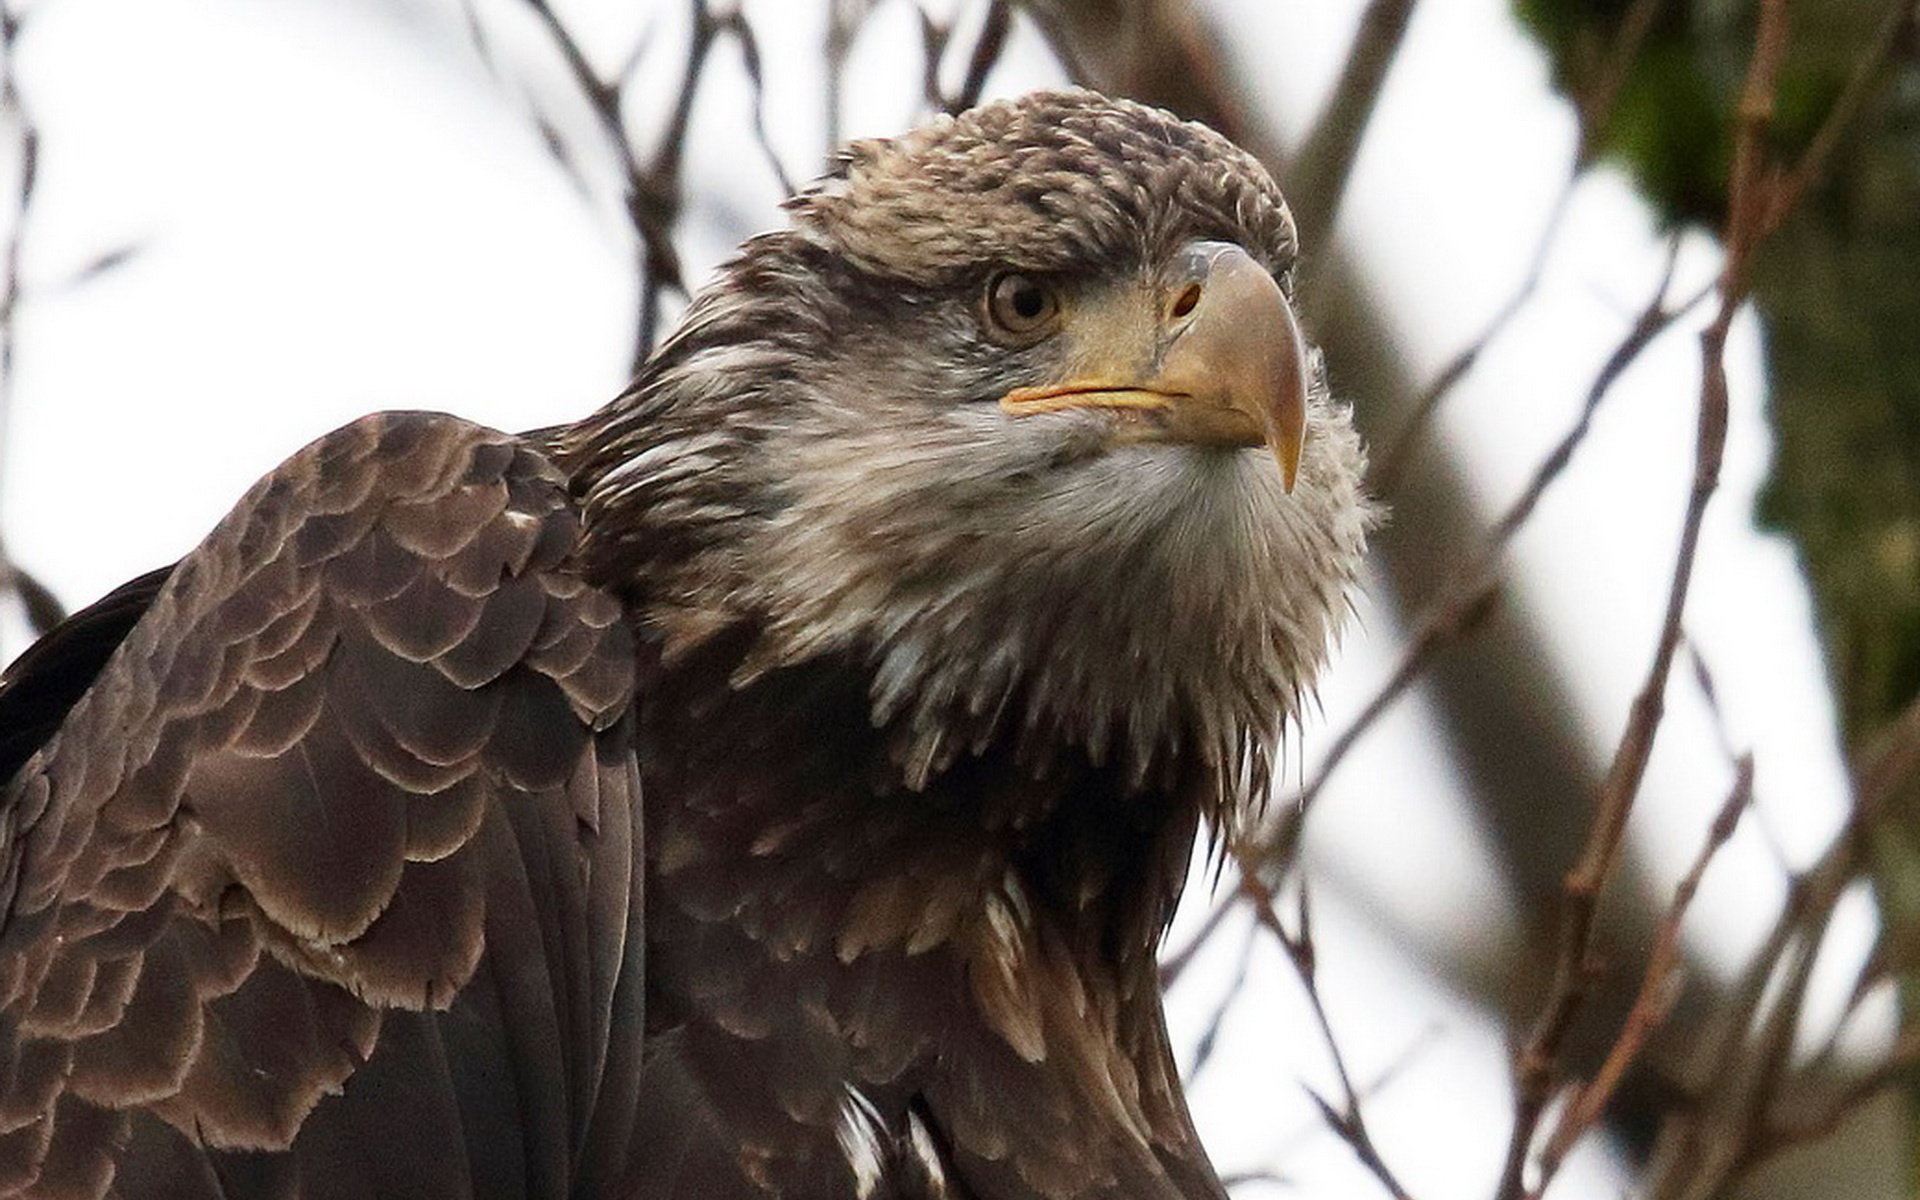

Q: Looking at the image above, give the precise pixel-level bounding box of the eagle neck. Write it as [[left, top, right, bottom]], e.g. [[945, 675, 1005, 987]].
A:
[[634, 627, 1209, 968]]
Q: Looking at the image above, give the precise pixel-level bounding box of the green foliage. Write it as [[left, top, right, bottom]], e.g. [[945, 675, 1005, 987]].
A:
[[1511, 0, 1920, 741], [1511, 0, 1729, 225], [1754, 207, 1920, 743], [1511, 1, 1889, 228]]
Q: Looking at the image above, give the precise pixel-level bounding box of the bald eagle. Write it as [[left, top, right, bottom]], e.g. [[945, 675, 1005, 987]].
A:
[[0, 91, 1367, 1199]]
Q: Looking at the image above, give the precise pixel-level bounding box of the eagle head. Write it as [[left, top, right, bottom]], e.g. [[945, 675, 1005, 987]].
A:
[[559, 89, 1369, 813]]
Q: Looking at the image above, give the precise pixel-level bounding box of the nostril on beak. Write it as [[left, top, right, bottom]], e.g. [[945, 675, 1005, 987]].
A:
[[1170, 283, 1202, 320]]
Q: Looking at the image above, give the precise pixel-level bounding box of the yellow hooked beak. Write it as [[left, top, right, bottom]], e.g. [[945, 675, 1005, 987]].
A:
[[998, 242, 1310, 490]]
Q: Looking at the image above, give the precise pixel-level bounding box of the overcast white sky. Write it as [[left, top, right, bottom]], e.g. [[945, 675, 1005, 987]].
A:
[[0, 0, 1886, 1196]]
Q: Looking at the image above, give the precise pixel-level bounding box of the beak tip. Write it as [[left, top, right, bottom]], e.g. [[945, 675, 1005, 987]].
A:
[[1277, 440, 1302, 493]]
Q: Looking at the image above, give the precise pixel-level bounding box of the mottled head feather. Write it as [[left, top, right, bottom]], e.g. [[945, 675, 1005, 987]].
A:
[[790, 89, 1299, 287], [559, 89, 1369, 815]]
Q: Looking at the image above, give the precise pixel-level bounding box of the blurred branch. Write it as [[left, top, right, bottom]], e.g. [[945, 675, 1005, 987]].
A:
[[1567, 0, 1663, 170], [1286, 0, 1419, 252], [1499, 6, 1789, 1191], [0, 0, 29, 460], [1377, 0, 1674, 499], [1645, 777, 1867, 1195], [1539, 753, 1750, 1187], [1370, 177, 1576, 497], [1022, 0, 1276, 162], [1217, 1016, 1439, 1194], [1755, 0, 1913, 242], [1640, 690, 1920, 1197], [1241, 872, 1415, 1200], [540, 0, 706, 365], [1860, 694, 1920, 822], [920, 0, 1013, 116], [720, 8, 797, 197], [1275, 241, 1707, 866], [471, 0, 801, 371], [823, 0, 878, 149], [1180, 919, 1256, 1084], [0, 0, 65, 654]]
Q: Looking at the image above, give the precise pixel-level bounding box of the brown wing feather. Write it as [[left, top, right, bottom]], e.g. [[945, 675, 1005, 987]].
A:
[[0, 412, 644, 1199]]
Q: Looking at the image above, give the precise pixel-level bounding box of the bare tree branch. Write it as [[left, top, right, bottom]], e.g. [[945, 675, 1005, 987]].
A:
[[920, 0, 1014, 116], [1272, 243, 1708, 858], [1536, 730, 1755, 1191], [823, 0, 878, 150], [0, 0, 67, 654], [1286, 0, 1419, 252], [716, 8, 797, 196], [1370, 179, 1577, 497], [1240, 872, 1416, 1200], [1497, 5, 1790, 1186]]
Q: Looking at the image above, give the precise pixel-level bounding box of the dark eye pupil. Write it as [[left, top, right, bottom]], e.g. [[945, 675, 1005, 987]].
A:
[[988, 274, 1054, 337]]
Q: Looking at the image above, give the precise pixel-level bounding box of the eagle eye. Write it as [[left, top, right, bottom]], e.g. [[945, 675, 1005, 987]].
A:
[[982, 273, 1061, 343]]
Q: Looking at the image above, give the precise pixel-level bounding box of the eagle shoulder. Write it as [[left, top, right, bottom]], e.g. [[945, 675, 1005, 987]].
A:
[[0, 411, 644, 1198], [0, 564, 174, 796]]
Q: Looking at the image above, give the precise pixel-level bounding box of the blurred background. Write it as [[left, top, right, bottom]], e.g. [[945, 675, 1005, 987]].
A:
[[0, 0, 1914, 1196]]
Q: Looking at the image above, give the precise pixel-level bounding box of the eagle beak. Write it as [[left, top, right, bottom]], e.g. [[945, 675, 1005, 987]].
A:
[[999, 242, 1310, 491]]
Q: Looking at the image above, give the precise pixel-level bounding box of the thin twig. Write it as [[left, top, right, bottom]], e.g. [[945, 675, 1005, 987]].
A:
[[712, 9, 797, 196], [1703, 697, 1920, 1182], [1677, 693, 1920, 1188], [1648, 822, 1859, 1198], [1280, 243, 1706, 845], [1857, 691, 1920, 825], [823, 0, 880, 149], [1758, 0, 1916, 239], [0, 5, 31, 450], [1238, 871, 1415, 1200], [1498, 6, 1790, 1195], [1371, 179, 1577, 497], [1535, 737, 1755, 1189], [1182, 919, 1258, 1083], [0, 0, 65, 649], [498, 0, 724, 366], [1373, 0, 1678, 493], [627, 0, 717, 363], [1223, 1019, 1442, 1191], [1757, 1031, 1920, 1167], [0, 0, 34, 543], [918, 1, 1013, 117], [1532, 643, 1757, 1189]]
